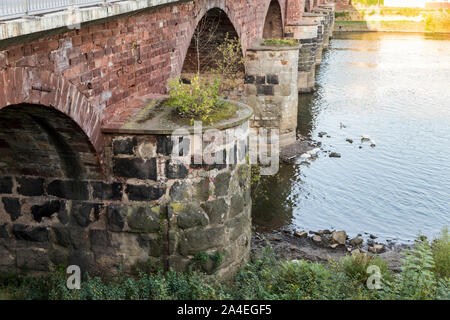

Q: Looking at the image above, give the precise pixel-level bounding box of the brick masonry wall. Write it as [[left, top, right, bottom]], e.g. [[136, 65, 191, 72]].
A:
[[0, 0, 288, 158]]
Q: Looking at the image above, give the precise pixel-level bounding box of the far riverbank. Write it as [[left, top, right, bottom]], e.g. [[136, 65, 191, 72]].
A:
[[334, 7, 450, 33]]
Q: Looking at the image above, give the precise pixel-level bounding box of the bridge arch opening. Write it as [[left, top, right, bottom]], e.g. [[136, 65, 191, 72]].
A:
[[305, 0, 312, 12], [263, 0, 284, 39], [181, 7, 245, 98], [0, 104, 102, 181]]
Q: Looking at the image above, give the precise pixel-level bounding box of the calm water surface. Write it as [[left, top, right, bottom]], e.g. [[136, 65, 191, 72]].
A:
[[253, 32, 450, 243]]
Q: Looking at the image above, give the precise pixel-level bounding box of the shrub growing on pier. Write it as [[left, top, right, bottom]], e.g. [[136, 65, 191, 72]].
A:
[[166, 74, 221, 123]]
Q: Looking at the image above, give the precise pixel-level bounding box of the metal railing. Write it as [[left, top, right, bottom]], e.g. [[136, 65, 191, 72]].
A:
[[0, 0, 124, 20]]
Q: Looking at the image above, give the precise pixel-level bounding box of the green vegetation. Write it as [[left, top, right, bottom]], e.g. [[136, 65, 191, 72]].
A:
[[212, 34, 245, 83], [351, 0, 384, 6], [261, 38, 298, 47], [431, 227, 450, 278], [166, 74, 236, 124], [0, 230, 448, 300], [425, 10, 450, 32]]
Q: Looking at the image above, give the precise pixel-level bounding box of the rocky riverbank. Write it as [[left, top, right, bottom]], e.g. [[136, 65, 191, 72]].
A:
[[251, 228, 412, 273]]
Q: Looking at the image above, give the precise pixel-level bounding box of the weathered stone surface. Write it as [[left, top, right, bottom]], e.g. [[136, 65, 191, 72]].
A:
[[113, 158, 157, 180], [47, 180, 89, 200], [107, 205, 127, 231], [17, 248, 49, 271], [350, 237, 363, 247], [166, 161, 189, 179], [0, 177, 13, 194], [17, 177, 44, 196], [0, 223, 9, 238], [179, 227, 226, 256], [214, 172, 231, 197], [332, 230, 347, 245], [137, 234, 161, 257], [156, 136, 173, 155], [227, 213, 249, 241], [126, 184, 165, 201], [91, 182, 123, 201], [193, 178, 210, 202], [12, 224, 49, 242], [294, 230, 308, 238], [71, 202, 102, 227], [267, 74, 279, 85], [127, 206, 161, 233], [89, 229, 112, 248], [113, 137, 136, 155], [31, 200, 64, 222], [230, 194, 245, 218], [169, 180, 190, 202], [2, 197, 21, 221], [312, 235, 322, 243], [170, 203, 209, 229], [369, 244, 384, 254], [201, 199, 228, 225]]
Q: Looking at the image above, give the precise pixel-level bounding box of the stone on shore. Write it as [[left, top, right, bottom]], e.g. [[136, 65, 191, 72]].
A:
[[294, 230, 308, 238], [329, 152, 341, 158], [350, 237, 363, 247], [369, 244, 384, 254], [332, 230, 347, 245]]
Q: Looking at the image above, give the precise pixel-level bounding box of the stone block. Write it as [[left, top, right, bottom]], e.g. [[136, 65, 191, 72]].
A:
[[31, 200, 65, 222], [91, 181, 123, 201], [169, 203, 209, 229], [71, 202, 103, 227], [2, 197, 21, 221], [113, 158, 157, 180], [179, 226, 226, 256], [201, 198, 228, 225], [113, 137, 137, 155], [214, 171, 231, 197], [166, 160, 189, 179], [126, 184, 165, 201], [17, 177, 44, 196], [17, 248, 49, 271], [230, 194, 245, 218], [12, 224, 50, 242], [47, 180, 89, 200], [0, 177, 13, 194], [127, 205, 161, 233]]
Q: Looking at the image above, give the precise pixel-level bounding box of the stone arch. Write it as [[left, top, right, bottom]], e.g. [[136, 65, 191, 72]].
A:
[[305, 0, 312, 12], [0, 104, 102, 180], [263, 0, 285, 39], [0, 67, 103, 156], [178, 1, 245, 77], [181, 7, 243, 74]]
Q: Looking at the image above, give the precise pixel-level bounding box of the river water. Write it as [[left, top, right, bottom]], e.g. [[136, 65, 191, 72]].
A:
[[253, 32, 450, 243]]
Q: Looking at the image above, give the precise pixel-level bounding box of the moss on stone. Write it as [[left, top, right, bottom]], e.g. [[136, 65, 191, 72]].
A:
[[261, 38, 298, 47]]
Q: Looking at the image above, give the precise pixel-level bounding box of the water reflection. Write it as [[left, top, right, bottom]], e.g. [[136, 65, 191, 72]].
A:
[[252, 32, 450, 242]]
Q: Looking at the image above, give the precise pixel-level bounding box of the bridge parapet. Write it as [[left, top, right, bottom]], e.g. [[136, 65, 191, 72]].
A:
[[0, 0, 181, 41]]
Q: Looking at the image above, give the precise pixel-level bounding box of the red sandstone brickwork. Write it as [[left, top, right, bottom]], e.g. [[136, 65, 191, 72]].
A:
[[286, 0, 305, 23], [0, 0, 289, 157]]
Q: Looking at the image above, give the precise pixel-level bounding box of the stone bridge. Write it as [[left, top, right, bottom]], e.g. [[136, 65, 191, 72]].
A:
[[0, 0, 335, 277]]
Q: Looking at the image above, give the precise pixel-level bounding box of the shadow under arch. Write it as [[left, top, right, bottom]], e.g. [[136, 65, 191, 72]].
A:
[[263, 0, 284, 39], [0, 104, 103, 181], [181, 7, 244, 75], [0, 68, 103, 157]]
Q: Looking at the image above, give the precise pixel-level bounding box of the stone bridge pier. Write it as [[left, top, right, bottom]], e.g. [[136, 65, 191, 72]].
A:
[[0, 0, 335, 278]]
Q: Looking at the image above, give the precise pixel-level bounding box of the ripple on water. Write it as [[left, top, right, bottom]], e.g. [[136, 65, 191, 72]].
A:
[[253, 33, 450, 242]]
